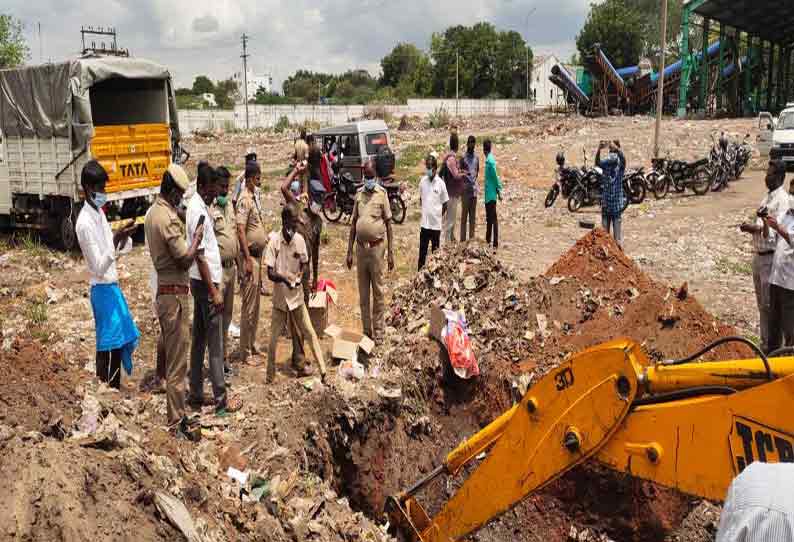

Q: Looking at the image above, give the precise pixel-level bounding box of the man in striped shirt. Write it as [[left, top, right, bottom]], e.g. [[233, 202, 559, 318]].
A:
[[717, 462, 794, 541]]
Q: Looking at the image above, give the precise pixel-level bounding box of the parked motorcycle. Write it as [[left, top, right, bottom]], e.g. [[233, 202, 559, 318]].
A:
[[567, 148, 644, 212], [649, 155, 711, 199], [545, 151, 583, 208], [322, 173, 408, 225], [322, 172, 360, 223], [709, 134, 732, 192], [734, 134, 752, 179], [380, 177, 407, 225]]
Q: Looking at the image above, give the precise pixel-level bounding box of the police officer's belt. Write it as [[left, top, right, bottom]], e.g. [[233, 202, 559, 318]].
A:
[[158, 285, 189, 295]]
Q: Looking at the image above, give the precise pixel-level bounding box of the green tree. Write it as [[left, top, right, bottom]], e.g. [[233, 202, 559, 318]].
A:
[[625, 0, 684, 63], [213, 79, 239, 109], [430, 22, 531, 99], [495, 31, 532, 99], [175, 87, 194, 96], [0, 14, 29, 68], [575, 0, 645, 68], [380, 43, 424, 88], [192, 75, 214, 95]]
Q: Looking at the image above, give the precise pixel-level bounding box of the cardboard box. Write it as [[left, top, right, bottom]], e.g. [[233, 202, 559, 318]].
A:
[[324, 325, 375, 360], [308, 292, 330, 336], [429, 304, 447, 344]]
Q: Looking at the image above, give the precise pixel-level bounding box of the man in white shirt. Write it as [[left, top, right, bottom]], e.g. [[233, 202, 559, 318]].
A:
[[764, 161, 794, 354], [75, 160, 140, 389], [186, 163, 233, 415], [716, 462, 794, 541], [740, 160, 790, 353], [418, 153, 449, 270]]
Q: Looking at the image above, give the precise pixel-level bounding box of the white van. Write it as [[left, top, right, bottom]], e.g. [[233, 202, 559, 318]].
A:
[[759, 105, 794, 169]]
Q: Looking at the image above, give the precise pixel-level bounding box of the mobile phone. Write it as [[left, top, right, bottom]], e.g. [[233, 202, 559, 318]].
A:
[[197, 215, 206, 227]]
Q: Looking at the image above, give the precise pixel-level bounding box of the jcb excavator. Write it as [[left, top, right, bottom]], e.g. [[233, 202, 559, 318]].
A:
[[386, 337, 794, 542]]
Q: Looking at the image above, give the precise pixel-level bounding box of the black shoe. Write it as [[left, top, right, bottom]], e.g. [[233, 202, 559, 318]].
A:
[[174, 417, 201, 442]]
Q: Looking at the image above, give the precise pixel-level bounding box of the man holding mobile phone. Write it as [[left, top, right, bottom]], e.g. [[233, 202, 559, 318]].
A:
[[740, 160, 790, 353]]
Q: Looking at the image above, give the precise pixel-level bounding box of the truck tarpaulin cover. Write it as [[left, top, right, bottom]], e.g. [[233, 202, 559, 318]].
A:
[[0, 55, 180, 151]]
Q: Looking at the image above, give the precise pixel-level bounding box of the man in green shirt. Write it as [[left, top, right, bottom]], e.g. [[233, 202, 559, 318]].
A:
[[483, 139, 503, 250]]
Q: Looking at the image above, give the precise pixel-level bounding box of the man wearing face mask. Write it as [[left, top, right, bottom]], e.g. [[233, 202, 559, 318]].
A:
[[346, 159, 394, 343], [236, 160, 268, 363], [418, 153, 448, 270], [75, 160, 140, 390], [186, 163, 237, 416], [282, 165, 325, 370], [211, 166, 239, 372], [740, 160, 790, 353], [266, 204, 327, 383], [145, 164, 205, 438]]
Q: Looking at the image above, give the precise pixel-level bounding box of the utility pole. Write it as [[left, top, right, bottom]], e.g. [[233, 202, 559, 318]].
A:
[[456, 51, 460, 117], [654, 0, 668, 158], [525, 8, 537, 110], [241, 33, 250, 130]]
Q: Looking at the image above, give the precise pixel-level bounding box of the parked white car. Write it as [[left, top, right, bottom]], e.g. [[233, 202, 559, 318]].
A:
[[759, 105, 794, 170]]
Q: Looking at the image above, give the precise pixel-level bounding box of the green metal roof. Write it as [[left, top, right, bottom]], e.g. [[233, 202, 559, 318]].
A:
[[692, 0, 794, 46]]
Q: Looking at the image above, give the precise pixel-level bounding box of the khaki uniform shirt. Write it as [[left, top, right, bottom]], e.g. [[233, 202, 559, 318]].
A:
[[265, 231, 308, 311], [236, 189, 267, 253], [211, 200, 239, 262], [353, 185, 392, 243], [144, 196, 194, 286]]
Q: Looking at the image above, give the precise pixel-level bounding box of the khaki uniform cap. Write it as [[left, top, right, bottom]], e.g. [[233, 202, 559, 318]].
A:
[[167, 164, 190, 191]]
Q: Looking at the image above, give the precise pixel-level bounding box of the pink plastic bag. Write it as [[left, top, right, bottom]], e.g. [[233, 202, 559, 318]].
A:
[[442, 311, 479, 379]]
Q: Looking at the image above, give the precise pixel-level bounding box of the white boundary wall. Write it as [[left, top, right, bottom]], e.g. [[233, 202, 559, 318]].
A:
[[178, 99, 533, 132]]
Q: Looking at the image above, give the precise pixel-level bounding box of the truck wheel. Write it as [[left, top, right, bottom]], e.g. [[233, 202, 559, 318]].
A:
[[59, 214, 77, 251]]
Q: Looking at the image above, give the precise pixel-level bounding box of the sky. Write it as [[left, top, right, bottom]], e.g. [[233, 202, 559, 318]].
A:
[[6, 0, 591, 91]]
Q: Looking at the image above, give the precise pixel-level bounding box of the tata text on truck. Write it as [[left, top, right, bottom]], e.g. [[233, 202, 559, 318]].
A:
[[0, 55, 184, 248]]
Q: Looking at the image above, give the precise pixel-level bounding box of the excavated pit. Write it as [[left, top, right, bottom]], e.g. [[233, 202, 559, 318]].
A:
[[310, 230, 748, 541]]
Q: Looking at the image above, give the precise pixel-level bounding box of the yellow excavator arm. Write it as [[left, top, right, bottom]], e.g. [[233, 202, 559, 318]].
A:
[[386, 338, 794, 542]]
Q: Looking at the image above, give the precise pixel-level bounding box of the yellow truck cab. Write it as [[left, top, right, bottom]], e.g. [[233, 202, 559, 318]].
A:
[[0, 56, 184, 248]]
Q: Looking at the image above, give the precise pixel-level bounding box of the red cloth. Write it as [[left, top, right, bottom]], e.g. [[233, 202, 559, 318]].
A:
[[444, 320, 479, 379], [320, 153, 332, 192]]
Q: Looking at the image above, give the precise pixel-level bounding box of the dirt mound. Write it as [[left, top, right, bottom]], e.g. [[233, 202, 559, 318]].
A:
[[0, 439, 167, 541], [338, 231, 751, 540], [0, 338, 83, 433], [546, 228, 651, 290], [543, 229, 751, 361]]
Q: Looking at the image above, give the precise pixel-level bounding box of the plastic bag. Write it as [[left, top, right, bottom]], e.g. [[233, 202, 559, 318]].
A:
[[442, 310, 479, 379]]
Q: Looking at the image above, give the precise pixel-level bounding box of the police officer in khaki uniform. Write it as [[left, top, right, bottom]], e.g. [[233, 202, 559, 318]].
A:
[[346, 159, 394, 342], [144, 164, 204, 436], [236, 161, 268, 361], [211, 166, 239, 368]]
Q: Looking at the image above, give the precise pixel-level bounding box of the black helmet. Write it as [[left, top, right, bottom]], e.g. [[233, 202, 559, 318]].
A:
[[556, 151, 565, 166], [719, 133, 728, 150]]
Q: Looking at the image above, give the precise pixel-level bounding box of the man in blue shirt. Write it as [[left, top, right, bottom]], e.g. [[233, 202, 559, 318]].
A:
[[597, 140, 626, 248]]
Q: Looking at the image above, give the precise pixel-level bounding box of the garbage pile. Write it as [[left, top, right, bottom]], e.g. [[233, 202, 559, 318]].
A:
[[386, 242, 554, 377]]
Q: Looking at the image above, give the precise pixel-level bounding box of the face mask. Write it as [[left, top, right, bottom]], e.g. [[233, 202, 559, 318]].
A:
[[290, 180, 301, 195], [216, 195, 228, 207], [426, 169, 433, 179], [364, 177, 376, 191], [92, 191, 108, 208], [310, 200, 322, 215]]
